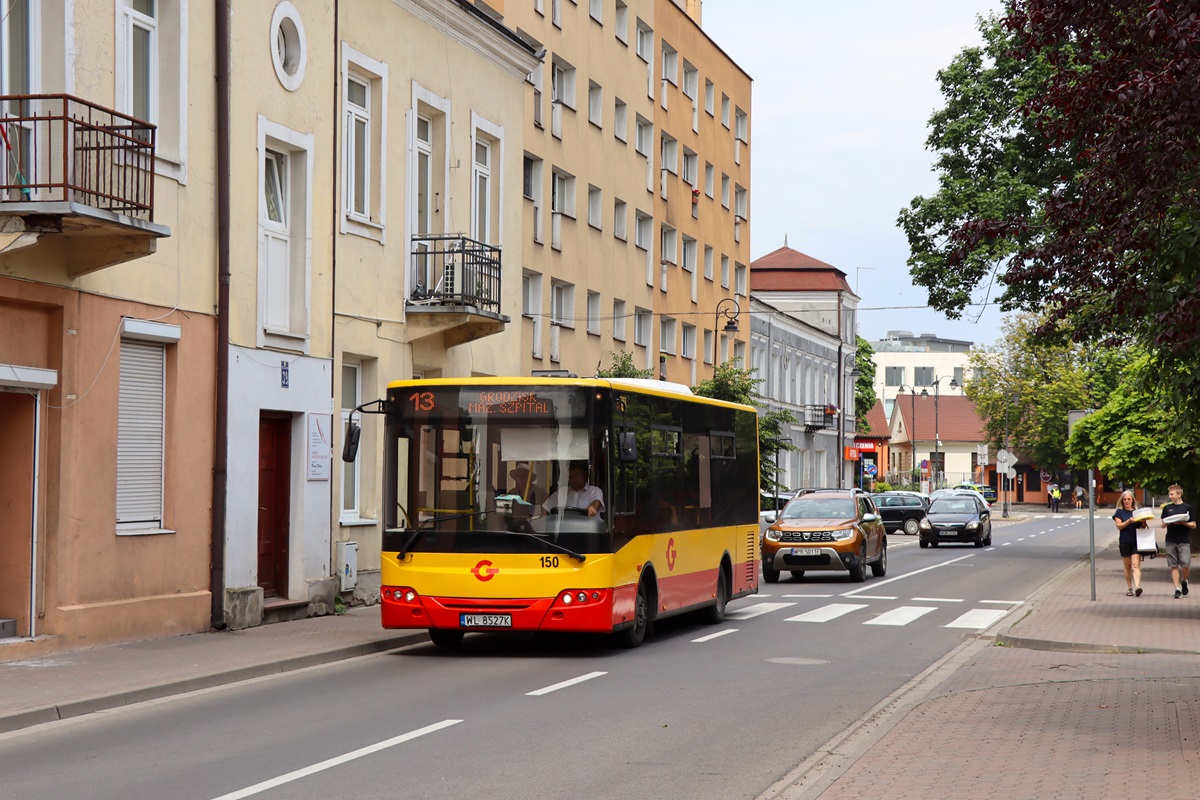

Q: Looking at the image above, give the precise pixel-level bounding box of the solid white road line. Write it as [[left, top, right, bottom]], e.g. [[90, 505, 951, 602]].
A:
[[726, 601, 796, 619], [841, 552, 977, 596], [526, 671, 608, 696], [865, 606, 938, 626], [944, 609, 1011, 630], [785, 603, 869, 623], [691, 628, 738, 643], [209, 720, 463, 800]]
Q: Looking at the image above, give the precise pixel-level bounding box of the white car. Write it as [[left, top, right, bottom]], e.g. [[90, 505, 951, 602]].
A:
[[931, 487, 991, 509]]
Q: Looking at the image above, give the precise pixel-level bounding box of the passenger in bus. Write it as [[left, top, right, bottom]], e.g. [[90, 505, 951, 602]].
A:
[[507, 464, 546, 506], [541, 461, 605, 517]]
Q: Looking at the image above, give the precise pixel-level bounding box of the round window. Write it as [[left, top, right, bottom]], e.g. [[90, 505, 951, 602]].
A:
[[270, 2, 307, 92]]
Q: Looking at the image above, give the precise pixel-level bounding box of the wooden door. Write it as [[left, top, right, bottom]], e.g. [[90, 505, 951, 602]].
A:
[[257, 414, 291, 599]]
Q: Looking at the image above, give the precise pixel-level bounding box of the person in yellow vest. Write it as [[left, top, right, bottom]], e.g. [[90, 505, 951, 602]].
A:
[[1050, 485, 1061, 513]]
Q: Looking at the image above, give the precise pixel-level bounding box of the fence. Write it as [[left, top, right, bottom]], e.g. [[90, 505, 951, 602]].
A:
[[409, 233, 502, 311], [0, 94, 156, 220]]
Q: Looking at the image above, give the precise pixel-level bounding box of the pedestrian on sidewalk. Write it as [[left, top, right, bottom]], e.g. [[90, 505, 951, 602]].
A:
[[1113, 490, 1147, 597], [1050, 485, 1061, 513], [1074, 484, 1085, 509], [1161, 484, 1197, 599]]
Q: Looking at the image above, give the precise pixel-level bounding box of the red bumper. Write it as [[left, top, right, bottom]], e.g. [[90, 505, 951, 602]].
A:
[[381, 586, 619, 633]]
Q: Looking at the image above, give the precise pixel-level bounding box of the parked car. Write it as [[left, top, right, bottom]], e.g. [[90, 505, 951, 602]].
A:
[[931, 487, 992, 509], [761, 489, 887, 583], [759, 490, 799, 532], [955, 481, 997, 502], [919, 494, 993, 547], [872, 491, 930, 535]]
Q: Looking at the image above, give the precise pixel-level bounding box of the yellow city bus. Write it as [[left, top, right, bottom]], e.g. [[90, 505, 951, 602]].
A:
[[346, 377, 760, 647]]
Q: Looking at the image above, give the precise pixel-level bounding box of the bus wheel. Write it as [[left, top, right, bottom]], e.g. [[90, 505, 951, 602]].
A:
[[617, 581, 650, 648], [700, 569, 728, 624], [428, 628, 464, 648]]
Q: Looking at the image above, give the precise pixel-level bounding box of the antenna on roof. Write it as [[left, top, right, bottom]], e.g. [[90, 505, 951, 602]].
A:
[[784, 233, 788, 247]]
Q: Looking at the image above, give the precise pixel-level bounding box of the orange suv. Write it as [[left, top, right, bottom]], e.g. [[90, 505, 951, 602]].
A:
[[761, 490, 887, 583]]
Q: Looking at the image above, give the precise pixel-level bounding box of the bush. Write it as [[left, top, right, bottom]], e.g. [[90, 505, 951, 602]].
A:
[[873, 481, 893, 493]]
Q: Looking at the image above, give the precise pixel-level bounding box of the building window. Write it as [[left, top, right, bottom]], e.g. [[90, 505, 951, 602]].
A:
[[705, 162, 714, 197], [734, 263, 747, 296], [682, 149, 697, 186], [613, 299, 627, 341], [721, 93, 730, 127], [635, 115, 652, 156], [551, 58, 576, 108], [660, 317, 677, 355], [721, 174, 730, 208], [117, 0, 188, 171], [613, 198, 627, 240], [472, 136, 493, 243], [703, 245, 713, 281], [587, 291, 601, 335], [588, 185, 602, 229], [735, 184, 747, 218], [522, 272, 541, 318], [634, 307, 651, 346], [720, 254, 730, 288], [660, 41, 677, 86], [660, 132, 677, 174], [735, 107, 748, 142], [704, 79, 714, 115], [551, 168, 575, 217], [682, 324, 696, 359], [412, 88, 449, 297], [588, 80, 602, 127], [589, 0, 602, 23], [634, 211, 652, 250], [915, 367, 934, 386], [954, 366, 965, 386], [703, 329, 714, 365], [530, 62, 543, 128], [885, 366, 905, 386], [551, 281, 574, 328], [660, 224, 677, 264], [681, 236, 696, 272], [117, 337, 168, 532], [259, 122, 313, 347], [614, 98, 627, 142], [635, 20, 653, 62], [342, 48, 387, 236], [614, 1, 628, 42]]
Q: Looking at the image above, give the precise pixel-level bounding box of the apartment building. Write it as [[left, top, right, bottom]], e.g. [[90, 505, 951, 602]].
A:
[[871, 330, 970, 420], [495, 0, 751, 381]]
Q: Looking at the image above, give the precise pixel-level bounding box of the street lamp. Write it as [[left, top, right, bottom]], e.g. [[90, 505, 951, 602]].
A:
[[896, 385, 919, 487], [837, 351, 861, 489], [713, 297, 740, 367], [921, 376, 959, 489]]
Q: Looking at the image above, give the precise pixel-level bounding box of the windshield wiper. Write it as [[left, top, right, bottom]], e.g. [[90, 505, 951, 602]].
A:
[[405, 509, 587, 563], [396, 510, 492, 557]]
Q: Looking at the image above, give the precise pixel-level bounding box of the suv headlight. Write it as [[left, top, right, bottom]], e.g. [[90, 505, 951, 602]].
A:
[[966, 521, 980, 530], [764, 530, 781, 542], [829, 529, 855, 541]]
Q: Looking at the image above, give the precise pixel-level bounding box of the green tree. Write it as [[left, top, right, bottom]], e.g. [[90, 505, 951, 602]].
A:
[[1067, 354, 1200, 500], [693, 360, 797, 493], [595, 351, 653, 379], [854, 335, 878, 433]]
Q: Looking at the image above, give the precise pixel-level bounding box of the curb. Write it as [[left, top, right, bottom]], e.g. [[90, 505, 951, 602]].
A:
[[0, 632, 427, 735]]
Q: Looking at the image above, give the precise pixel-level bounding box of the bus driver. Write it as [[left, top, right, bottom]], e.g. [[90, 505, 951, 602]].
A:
[[541, 461, 605, 517]]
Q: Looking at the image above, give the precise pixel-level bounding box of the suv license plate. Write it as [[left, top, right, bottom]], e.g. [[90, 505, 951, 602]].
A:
[[790, 547, 820, 556], [460, 613, 512, 627]]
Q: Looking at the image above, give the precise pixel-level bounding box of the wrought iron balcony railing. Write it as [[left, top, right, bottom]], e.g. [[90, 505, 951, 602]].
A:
[[802, 404, 838, 431], [409, 233, 501, 311], [0, 94, 155, 221]]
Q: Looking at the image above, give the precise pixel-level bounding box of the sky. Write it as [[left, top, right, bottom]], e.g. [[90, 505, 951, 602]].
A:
[[701, 0, 1004, 347]]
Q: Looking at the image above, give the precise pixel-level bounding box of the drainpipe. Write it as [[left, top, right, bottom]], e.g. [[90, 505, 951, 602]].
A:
[[210, 0, 231, 630]]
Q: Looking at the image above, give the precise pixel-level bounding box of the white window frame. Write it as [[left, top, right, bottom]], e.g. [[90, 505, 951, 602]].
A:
[[588, 80, 602, 127], [587, 290, 601, 335], [613, 198, 627, 241], [659, 316, 677, 355], [340, 361, 363, 522], [590, 0, 602, 23], [614, 98, 627, 142], [116, 0, 189, 180], [705, 162, 714, 197], [682, 148, 697, 185], [735, 262, 748, 296], [721, 254, 730, 288], [660, 132, 677, 174], [721, 94, 730, 128], [258, 117, 314, 350], [341, 46, 388, 239], [634, 211, 651, 251], [635, 115, 652, 157], [587, 184, 602, 230], [116, 334, 175, 535], [613, 298, 627, 341], [551, 281, 575, 329], [660, 224, 677, 265], [634, 307, 651, 347], [681, 236, 696, 273], [703, 245, 714, 281], [704, 79, 714, 115], [681, 324, 696, 360], [471, 113, 504, 246], [721, 174, 730, 208], [614, 1, 628, 43]]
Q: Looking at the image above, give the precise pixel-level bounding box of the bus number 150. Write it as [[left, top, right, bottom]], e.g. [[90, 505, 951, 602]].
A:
[[538, 556, 560, 568]]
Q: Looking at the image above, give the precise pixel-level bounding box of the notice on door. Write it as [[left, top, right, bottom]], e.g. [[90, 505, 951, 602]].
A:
[[308, 414, 332, 481]]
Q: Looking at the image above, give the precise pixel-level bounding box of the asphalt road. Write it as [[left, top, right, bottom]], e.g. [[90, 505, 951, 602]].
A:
[[0, 513, 1093, 800]]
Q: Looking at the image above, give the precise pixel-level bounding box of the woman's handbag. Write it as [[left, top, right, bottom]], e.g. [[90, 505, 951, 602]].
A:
[[1136, 527, 1158, 556]]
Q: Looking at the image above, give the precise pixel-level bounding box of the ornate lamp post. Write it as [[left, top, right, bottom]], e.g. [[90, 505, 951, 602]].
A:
[[713, 297, 740, 368]]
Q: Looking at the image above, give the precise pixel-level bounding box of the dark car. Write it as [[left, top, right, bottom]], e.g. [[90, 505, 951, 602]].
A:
[[919, 494, 992, 547], [872, 491, 929, 535]]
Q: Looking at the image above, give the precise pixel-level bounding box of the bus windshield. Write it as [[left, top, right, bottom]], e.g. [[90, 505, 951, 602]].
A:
[[384, 384, 611, 555]]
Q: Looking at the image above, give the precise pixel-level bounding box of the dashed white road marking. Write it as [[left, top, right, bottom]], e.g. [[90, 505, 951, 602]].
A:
[[865, 606, 938, 626], [726, 602, 796, 620], [527, 671, 608, 696], [912, 597, 963, 603], [691, 629, 738, 643], [944, 609, 1010, 630]]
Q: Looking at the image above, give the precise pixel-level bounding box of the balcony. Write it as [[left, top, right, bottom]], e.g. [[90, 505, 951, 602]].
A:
[[0, 94, 169, 274], [407, 233, 509, 347], [802, 404, 838, 432]]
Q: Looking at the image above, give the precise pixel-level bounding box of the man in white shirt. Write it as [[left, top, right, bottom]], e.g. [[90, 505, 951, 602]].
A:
[[541, 461, 604, 517]]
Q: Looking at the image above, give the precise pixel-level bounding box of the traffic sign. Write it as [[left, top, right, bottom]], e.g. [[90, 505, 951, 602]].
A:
[[864, 462, 878, 477], [1040, 470, 1051, 482], [996, 448, 1015, 469]]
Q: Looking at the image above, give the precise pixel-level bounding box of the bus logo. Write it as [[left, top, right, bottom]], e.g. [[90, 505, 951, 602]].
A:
[[472, 560, 499, 581], [666, 538, 677, 572]]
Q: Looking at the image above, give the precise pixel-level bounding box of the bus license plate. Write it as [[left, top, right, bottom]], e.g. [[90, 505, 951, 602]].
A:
[[790, 547, 819, 556], [461, 613, 511, 628]]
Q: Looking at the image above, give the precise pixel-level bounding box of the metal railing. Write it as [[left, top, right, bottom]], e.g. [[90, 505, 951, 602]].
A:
[[0, 94, 156, 220], [409, 233, 501, 311], [802, 404, 837, 431]]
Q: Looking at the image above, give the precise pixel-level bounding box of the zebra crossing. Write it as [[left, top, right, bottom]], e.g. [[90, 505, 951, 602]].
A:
[[724, 597, 1020, 631]]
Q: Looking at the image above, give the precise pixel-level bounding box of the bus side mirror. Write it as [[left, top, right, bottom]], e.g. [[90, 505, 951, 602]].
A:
[[342, 422, 361, 463], [619, 431, 637, 462]]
